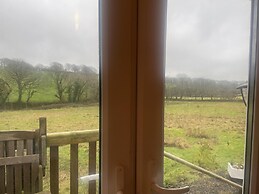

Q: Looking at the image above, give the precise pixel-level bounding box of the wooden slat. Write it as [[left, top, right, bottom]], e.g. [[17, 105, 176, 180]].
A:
[[24, 139, 33, 194], [0, 131, 35, 141], [0, 155, 39, 166], [39, 118, 47, 168], [31, 162, 39, 194], [23, 163, 31, 194], [15, 167, 22, 193], [41, 136, 47, 169], [6, 141, 15, 194], [47, 130, 99, 147], [50, 146, 59, 194], [34, 129, 40, 156], [15, 140, 24, 194], [70, 144, 78, 194], [26, 139, 33, 155], [88, 142, 97, 194], [16, 140, 24, 156], [0, 142, 5, 194], [38, 165, 43, 192], [24, 139, 33, 193], [39, 118, 47, 136]]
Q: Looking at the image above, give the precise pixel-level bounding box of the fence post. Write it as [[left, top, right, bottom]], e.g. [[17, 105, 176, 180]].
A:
[[50, 146, 59, 194], [39, 117, 47, 169], [88, 142, 97, 194], [70, 144, 78, 194]]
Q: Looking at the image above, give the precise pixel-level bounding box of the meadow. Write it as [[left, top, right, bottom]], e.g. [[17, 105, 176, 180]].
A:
[[163, 101, 245, 189], [0, 101, 246, 193]]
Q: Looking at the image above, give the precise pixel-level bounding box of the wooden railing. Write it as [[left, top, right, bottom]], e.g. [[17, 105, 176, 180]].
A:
[[45, 123, 99, 194], [39, 117, 241, 193]]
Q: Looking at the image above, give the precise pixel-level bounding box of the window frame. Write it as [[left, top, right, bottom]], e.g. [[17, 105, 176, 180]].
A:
[[100, 0, 138, 193], [100, 0, 259, 193], [247, 0, 259, 193]]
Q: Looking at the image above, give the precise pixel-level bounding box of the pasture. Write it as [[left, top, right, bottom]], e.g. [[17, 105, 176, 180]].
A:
[[164, 101, 245, 189], [0, 101, 246, 193]]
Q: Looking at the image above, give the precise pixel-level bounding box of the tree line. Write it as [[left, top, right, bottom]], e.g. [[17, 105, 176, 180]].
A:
[[0, 58, 245, 108], [0, 58, 99, 107], [165, 74, 244, 101]]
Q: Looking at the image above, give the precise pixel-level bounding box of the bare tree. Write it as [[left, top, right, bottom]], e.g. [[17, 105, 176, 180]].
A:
[[66, 65, 98, 103], [164, 74, 241, 101], [49, 62, 68, 102], [0, 58, 37, 105], [25, 79, 39, 103]]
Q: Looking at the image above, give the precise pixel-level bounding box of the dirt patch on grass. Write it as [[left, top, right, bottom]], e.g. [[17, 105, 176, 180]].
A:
[[186, 128, 212, 139], [164, 113, 245, 133], [164, 137, 190, 149]]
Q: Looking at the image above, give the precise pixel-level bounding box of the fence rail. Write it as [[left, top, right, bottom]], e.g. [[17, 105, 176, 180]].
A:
[[41, 117, 99, 194], [47, 130, 99, 147], [39, 118, 242, 193], [164, 151, 242, 189]]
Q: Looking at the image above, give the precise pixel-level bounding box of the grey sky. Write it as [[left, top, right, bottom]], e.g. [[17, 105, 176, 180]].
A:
[[0, 0, 98, 68], [0, 0, 252, 81], [166, 0, 251, 81]]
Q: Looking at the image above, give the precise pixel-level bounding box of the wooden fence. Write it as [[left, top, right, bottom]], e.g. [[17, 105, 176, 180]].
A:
[[40, 118, 242, 193], [40, 118, 99, 194]]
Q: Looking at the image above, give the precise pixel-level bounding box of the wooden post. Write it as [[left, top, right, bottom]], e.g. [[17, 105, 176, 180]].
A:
[[6, 141, 15, 194], [0, 142, 5, 194], [45, 130, 99, 194], [70, 144, 78, 194], [88, 142, 97, 194], [50, 146, 59, 194], [39, 117, 47, 169]]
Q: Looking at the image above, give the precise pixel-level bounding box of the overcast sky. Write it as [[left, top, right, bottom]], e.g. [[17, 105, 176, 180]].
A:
[[0, 0, 99, 68], [166, 0, 251, 81], [0, 0, 251, 81]]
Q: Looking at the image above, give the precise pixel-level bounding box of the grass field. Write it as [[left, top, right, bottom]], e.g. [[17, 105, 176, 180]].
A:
[[0, 105, 99, 193], [0, 101, 246, 193], [163, 101, 246, 188]]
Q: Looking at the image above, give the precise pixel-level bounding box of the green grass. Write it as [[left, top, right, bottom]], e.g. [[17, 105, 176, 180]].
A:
[[0, 105, 99, 193], [163, 101, 246, 187], [0, 101, 246, 192], [0, 105, 99, 132]]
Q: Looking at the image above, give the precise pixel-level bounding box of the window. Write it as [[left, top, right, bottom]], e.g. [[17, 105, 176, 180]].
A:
[[0, 1, 99, 193], [164, 0, 251, 193], [1, 0, 259, 193], [101, 0, 259, 193]]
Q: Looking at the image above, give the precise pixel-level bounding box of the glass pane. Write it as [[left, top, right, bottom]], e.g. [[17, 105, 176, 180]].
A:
[[164, 0, 251, 193], [0, 0, 99, 193]]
